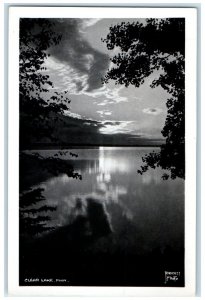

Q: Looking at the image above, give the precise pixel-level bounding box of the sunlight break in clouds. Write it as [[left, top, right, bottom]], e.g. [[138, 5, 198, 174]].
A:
[[40, 18, 167, 142], [99, 121, 133, 134]]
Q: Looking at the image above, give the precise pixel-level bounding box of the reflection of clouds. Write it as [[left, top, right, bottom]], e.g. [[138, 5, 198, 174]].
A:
[[41, 148, 134, 228], [27, 148, 184, 255], [43, 174, 70, 188], [61, 196, 87, 225], [95, 159, 132, 220], [97, 173, 111, 184], [42, 174, 128, 227], [94, 182, 127, 204], [142, 171, 161, 185], [55, 194, 113, 237], [40, 148, 168, 231]]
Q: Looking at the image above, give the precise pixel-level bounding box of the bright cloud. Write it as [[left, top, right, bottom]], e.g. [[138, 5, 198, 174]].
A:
[[97, 110, 112, 117], [76, 84, 128, 105], [64, 111, 83, 119], [45, 56, 128, 106], [44, 56, 88, 94], [99, 121, 133, 135]]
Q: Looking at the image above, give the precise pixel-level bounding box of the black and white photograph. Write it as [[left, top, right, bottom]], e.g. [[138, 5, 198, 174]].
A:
[[8, 6, 197, 297]]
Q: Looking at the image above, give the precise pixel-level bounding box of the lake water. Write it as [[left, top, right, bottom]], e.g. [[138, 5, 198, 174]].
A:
[[20, 147, 185, 286]]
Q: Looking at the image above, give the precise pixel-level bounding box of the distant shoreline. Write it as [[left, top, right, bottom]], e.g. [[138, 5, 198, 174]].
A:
[[20, 143, 163, 150]]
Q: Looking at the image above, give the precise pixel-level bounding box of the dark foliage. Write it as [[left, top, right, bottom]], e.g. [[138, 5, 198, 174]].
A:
[[20, 19, 70, 147], [102, 18, 185, 179], [19, 152, 82, 192], [27, 152, 82, 180], [19, 19, 83, 235], [19, 152, 82, 237], [20, 187, 45, 208], [20, 187, 56, 236], [20, 196, 184, 287]]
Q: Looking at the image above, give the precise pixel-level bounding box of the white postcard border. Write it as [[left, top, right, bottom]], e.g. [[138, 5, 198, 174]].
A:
[[8, 6, 197, 297]]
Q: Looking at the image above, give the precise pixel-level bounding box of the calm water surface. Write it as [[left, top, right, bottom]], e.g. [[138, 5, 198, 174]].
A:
[[25, 147, 184, 255]]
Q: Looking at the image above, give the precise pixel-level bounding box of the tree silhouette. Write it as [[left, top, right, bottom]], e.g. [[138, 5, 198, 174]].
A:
[[19, 20, 83, 238], [19, 152, 82, 237], [102, 18, 185, 179], [20, 187, 56, 237], [20, 19, 70, 147]]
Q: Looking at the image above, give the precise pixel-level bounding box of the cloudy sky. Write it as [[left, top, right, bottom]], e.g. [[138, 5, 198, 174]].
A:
[[43, 18, 168, 145]]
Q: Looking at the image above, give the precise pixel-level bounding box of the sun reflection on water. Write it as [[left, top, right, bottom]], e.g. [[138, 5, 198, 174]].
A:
[[22, 148, 184, 263], [36, 147, 171, 230], [99, 146, 130, 174]]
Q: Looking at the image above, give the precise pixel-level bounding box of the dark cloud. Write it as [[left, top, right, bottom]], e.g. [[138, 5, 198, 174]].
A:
[[45, 114, 161, 146], [103, 121, 121, 126], [86, 53, 109, 92], [142, 108, 163, 115], [48, 19, 110, 91], [30, 110, 163, 146], [74, 80, 85, 92]]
